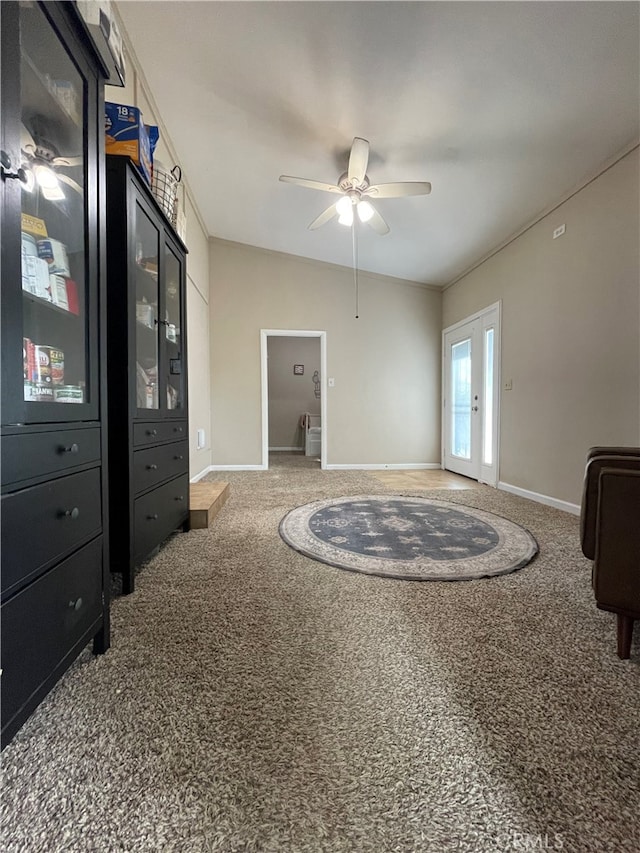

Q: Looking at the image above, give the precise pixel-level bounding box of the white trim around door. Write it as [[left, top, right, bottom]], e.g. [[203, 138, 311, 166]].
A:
[[260, 329, 328, 470], [442, 302, 501, 486]]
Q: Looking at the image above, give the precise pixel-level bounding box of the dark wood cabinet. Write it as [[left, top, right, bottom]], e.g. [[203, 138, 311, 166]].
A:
[[0, 1, 109, 748], [105, 155, 189, 594]]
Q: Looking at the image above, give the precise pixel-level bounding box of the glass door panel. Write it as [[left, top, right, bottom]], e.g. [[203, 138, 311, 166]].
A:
[[163, 245, 183, 411], [451, 338, 471, 460], [483, 328, 495, 466], [444, 321, 480, 479], [135, 203, 159, 410], [20, 1, 88, 407]]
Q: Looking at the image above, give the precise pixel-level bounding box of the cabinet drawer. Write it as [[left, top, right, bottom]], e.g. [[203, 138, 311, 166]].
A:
[[133, 440, 189, 495], [134, 473, 189, 563], [1, 468, 102, 599], [133, 420, 187, 448], [1, 427, 101, 488], [1, 538, 103, 737]]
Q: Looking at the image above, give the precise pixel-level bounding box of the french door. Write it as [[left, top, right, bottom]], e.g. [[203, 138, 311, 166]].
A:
[[443, 303, 500, 485]]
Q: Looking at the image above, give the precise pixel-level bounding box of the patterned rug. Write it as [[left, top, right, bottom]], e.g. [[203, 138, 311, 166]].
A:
[[279, 494, 538, 580]]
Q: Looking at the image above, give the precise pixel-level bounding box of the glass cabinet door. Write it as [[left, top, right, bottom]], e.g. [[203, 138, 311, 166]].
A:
[[19, 1, 91, 411], [163, 244, 184, 412], [134, 202, 160, 412]]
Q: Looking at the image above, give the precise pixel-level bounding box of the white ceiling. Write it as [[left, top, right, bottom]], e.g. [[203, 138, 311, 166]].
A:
[[115, 1, 639, 287]]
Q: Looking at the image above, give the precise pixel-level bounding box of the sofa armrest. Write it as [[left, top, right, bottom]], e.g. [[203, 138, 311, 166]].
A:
[[593, 467, 640, 617], [580, 452, 640, 559], [586, 446, 640, 464]]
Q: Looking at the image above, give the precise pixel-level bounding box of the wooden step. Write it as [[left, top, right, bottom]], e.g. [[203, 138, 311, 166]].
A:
[[189, 481, 230, 529]]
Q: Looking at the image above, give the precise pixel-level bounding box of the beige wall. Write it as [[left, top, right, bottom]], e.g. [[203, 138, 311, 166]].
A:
[[443, 148, 640, 506], [210, 240, 442, 467], [267, 337, 321, 449], [106, 26, 212, 481]]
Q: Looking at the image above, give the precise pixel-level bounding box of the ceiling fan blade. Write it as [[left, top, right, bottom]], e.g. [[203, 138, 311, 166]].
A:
[[57, 172, 83, 195], [348, 137, 369, 185], [365, 204, 390, 236], [53, 155, 82, 168], [365, 181, 432, 199], [308, 203, 338, 230], [21, 123, 37, 157], [279, 175, 342, 194]]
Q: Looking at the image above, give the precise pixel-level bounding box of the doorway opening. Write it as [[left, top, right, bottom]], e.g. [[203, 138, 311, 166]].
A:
[[442, 302, 501, 485], [260, 330, 327, 470]]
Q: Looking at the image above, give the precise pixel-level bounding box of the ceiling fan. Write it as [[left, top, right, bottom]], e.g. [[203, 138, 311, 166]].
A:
[[20, 116, 83, 200], [279, 137, 431, 235]]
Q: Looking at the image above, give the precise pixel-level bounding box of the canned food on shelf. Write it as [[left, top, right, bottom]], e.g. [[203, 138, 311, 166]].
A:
[[49, 348, 64, 384], [33, 345, 53, 384], [33, 383, 54, 402], [54, 385, 84, 404]]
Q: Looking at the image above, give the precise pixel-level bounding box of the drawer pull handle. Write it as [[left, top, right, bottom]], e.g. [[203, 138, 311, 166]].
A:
[[174, 426, 183, 433], [146, 429, 158, 436], [63, 443, 79, 454], [68, 597, 83, 611], [147, 464, 158, 470], [64, 507, 80, 520], [147, 513, 159, 521], [174, 455, 183, 460], [175, 495, 184, 502]]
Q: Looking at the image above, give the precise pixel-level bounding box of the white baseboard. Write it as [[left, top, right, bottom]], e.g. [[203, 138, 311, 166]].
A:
[[269, 446, 303, 451], [190, 466, 212, 483], [209, 464, 267, 471], [324, 462, 442, 471], [498, 481, 580, 515]]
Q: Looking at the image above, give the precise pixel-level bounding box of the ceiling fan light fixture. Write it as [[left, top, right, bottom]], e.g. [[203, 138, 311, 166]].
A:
[[336, 195, 354, 226], [34, 163, 60, 190], [42, 183, 65, 201], [357, 200, 374, 223], [20, 165, 36, 193], [34, 163, 65, 201]]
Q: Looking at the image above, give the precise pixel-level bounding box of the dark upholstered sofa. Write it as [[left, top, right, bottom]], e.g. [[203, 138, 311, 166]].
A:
[[580, 447, 640, 659]]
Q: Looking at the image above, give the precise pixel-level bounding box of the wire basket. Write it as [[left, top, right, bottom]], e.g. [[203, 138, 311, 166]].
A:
[[151, 161, 181, 228]]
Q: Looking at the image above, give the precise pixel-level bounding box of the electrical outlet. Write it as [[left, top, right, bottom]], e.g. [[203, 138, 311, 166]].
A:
[[503, 379, 513, 391], [553, 224, 566, 239]]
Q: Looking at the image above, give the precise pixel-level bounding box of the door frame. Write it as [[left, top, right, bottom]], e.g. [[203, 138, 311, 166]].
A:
[[260, 329, 327, 470], [441, 301, 501, 485]]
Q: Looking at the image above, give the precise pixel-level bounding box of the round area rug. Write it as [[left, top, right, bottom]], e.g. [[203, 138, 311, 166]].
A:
[[279, 495, 538, 581]]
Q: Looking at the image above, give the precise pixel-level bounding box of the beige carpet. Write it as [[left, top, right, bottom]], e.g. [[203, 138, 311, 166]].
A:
[[1, 454, 639, 852]]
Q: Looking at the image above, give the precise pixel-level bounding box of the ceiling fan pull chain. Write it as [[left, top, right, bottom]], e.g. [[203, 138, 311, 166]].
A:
[[352, 217, 359, 319]]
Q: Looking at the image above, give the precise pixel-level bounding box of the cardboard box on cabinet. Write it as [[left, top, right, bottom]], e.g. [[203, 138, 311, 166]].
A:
[[105, 102, 152, 183]]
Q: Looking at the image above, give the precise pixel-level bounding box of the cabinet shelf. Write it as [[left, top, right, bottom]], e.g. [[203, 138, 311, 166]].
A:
[[22, 48, 82, 142], [23, 289, 80, 319]]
